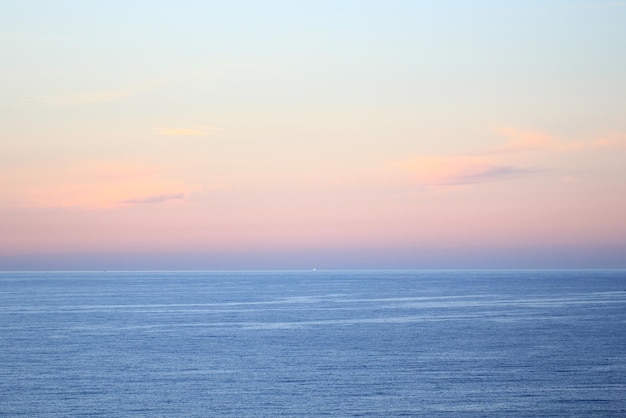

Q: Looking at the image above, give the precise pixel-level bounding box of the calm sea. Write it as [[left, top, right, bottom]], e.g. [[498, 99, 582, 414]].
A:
[[1, 270, 625, 417]]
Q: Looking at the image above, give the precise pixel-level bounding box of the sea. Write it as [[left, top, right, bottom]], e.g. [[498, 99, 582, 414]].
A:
[[1, 269, 625, 417]]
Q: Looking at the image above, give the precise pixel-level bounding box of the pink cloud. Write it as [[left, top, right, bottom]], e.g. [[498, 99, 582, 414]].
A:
[[153, 127, 220, 136], [562, 133, 626, 151], [121, 192, 186, 205], [492, 127, 557, 153], [3, 160, 196, 209], [390, 127, 625, 189], [494, 127, 626, 153], [393, 155, 532, 186], [25, 81, 166, 107]]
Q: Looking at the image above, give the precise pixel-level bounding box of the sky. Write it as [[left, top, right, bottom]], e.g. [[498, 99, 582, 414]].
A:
[[1, 0, 625, 270]]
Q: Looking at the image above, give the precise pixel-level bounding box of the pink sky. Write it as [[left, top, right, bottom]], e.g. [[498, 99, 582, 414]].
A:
[[2, 2, 625, 269]]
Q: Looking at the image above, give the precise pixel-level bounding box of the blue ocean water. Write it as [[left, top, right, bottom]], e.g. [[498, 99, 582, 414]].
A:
[[1, 270, 625, 417]]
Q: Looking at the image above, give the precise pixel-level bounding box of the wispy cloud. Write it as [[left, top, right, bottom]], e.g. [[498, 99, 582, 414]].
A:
[[32, 90, 133, 106], [562, 133, 626, 151], [393, 127, 625, 188], [3, 160, 197, 209], [494, 127, 626, 153], [393, 156, 533, 186], [153, 126, 220, 136], [25, 81, 166, 107], [121, 192, 185, 205], [492, 127, 557, 153]]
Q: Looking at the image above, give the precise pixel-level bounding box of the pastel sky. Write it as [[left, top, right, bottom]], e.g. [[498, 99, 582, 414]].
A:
[[2, 1, 626, 270]]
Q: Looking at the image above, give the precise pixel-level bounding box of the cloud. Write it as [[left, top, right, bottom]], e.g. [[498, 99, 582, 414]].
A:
[[392, 127, 625, 189], [121, 192, 185, 205], [25, 81, 166, 107], [494, 127, 626, 153], [153, 126, 219, 136], [3, 160, 196, 209], [30, 90, 134, 106], [393, 156, 533, 186], [492, 127, 557, 153], [562, 133, 626, 151]]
